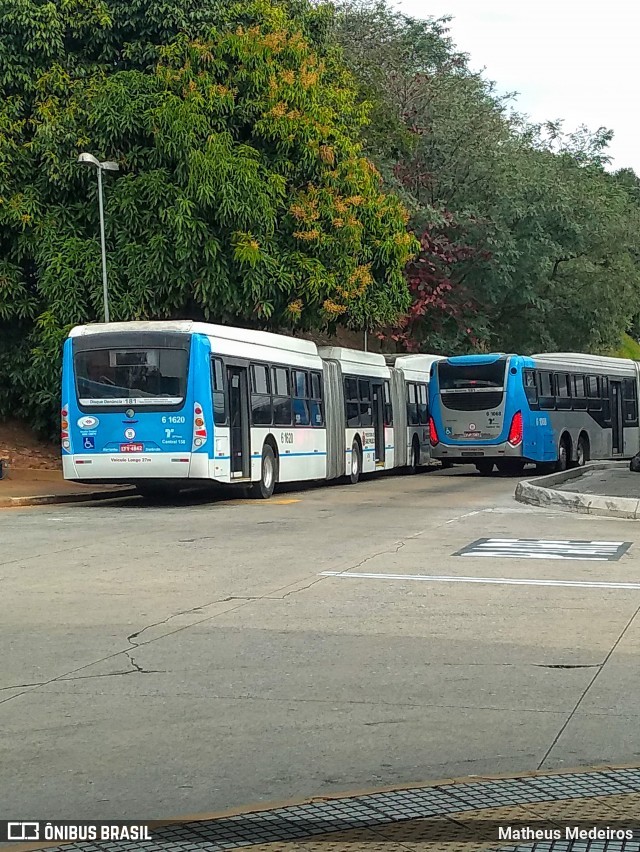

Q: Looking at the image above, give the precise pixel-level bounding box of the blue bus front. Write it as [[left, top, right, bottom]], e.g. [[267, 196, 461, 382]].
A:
[[429, 354, 554, 469], [61, 328, 212, 483]]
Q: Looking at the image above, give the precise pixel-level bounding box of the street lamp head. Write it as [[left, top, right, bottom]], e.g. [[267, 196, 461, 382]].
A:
[[78, 152, 100, 168], [78, 153, 119, 171]]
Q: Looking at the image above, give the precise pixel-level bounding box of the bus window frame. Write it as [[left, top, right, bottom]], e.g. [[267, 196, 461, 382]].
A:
[[572, 374, 588, 411], [211, 357, 228, 426], [536, 370, 556, 411], [554, 373, 572, 411]]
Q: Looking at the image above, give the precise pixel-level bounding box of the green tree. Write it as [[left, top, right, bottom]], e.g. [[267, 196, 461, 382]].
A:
[[0, 0, 415, 432], [334, 0, 640, 357]]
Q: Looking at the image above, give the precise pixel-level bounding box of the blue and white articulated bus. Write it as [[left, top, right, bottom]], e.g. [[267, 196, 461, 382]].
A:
[[428, 352, 640, 475], [61, 321, 441, 498]]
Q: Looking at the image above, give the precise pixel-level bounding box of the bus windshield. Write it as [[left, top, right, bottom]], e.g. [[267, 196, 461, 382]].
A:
[[74, 347, 188, 407], [438, 359, 507, 391]]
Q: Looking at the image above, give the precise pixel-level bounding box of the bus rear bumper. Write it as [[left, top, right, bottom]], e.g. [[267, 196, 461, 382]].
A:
[[63, 452, 209, 480], [432, 441, 523, 462]]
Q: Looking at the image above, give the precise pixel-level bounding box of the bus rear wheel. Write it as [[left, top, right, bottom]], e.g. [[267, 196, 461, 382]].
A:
[[250, 445, 278, 499], [475, 460, 494, 475], [555, 437, 570, 472], [349, 441, 362, 485], [407, 438, 421, 474], [576, 435, 589, 467]]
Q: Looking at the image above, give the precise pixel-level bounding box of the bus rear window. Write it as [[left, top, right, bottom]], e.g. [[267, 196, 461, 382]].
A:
[[438, 360, 506, 391], [75, 348, 188, 407]]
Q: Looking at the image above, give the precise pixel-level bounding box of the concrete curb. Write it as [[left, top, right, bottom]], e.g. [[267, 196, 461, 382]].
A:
[[0, 486, 136, 508], [515, 461, 640, 519]]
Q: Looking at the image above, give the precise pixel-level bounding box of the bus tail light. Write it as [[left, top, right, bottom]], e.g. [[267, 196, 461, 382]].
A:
[[508, 411, 523, 446], [429, 416, 439, 447], [193, 402, 207, 448], [61, 405, 70, 449]]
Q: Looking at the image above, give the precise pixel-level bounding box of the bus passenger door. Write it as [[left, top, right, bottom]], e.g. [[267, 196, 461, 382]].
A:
[[372, 382, 385, 466], [227, 366, 250, 478], [611, 381, 624, 455]]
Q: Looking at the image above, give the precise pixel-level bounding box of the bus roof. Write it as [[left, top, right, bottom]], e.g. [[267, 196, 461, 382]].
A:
[[531, 352, 639, 374], [387, 354, 443, 372], [68, 321, 320, 357], [318, 346, 389, 377]]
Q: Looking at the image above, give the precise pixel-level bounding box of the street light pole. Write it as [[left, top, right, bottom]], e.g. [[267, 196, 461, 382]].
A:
[[96, 164, 110, 323], [78, 152, 119, 324]]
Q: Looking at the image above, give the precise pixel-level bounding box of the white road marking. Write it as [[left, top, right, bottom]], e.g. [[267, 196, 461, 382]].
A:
[[320, 571, 640, 590], [456, 538, 630, 561]]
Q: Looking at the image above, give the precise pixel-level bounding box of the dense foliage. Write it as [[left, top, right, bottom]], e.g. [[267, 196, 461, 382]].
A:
[[334, 0, 640, 356], [0, 0, 415, 430], [1, 0, 640, 435]]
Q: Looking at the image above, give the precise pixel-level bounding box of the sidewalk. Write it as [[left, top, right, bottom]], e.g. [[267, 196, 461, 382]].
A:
[[0, 468, 133, 508], [556, 465, 640, 499], [515, 461, 640, 519], [6, 765, 640, 852]]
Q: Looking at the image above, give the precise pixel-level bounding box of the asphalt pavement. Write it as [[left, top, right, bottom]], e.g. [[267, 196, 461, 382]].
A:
[[1, 467, 639, 824]]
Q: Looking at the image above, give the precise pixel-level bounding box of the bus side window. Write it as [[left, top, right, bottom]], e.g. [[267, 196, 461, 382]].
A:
[[272, 366, 292, 427], [586, 375, 601, 410], [417, 384, 429, 425], [554, 373, 572, 411], [211, 358, 227, 425], [572, 375, 587, 411], [406, 383, 418, 426], [251, 363, 272, 425], [292, 370, 310, 426], [537, 371, 555, 410], [601, 376, 611, 421], [359, 379, 372, 426], [309, 371, 324, 427], [383, 381, 393, 426], [345, 377, 360, 427], [623, 378, 638, 424], [523, 370, 538, 407]]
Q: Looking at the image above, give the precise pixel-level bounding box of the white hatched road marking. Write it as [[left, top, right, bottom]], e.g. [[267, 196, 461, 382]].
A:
[[320, 571, 640, 591], [454, 538, 631, 562]]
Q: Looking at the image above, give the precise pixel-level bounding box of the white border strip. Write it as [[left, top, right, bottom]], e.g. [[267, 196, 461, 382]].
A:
[[320, 571, 640, 590]]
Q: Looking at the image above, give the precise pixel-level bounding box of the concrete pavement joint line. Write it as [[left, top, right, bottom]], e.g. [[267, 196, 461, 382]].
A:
[[320, 571, 640, 590], [537, 602, 640, 770]]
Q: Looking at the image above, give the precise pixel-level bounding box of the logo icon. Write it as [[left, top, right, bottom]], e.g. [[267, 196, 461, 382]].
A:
[[469, 423, 476, 431], [124, 428, 136, 440], [78, 416, 99, 429], [8, 823, 40, 841], [126, 409, 135, 418], [83, 437, 95, 450]]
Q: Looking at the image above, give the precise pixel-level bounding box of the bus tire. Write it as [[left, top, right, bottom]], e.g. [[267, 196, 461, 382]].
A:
[[408, 438, 421, 474], [576, 434, 589, 467], [250, 445, 278, 499], [555, 436, 570, 472], [475, 460, 494, 475], [349, 440, 362, 485]]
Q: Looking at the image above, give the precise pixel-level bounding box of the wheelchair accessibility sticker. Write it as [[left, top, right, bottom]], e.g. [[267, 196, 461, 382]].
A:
[[83, 436, 95, 450]]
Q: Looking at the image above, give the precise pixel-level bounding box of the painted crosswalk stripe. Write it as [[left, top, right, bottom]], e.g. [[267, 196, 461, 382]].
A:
[[320, 571, 640, 590], [454, 538, 631, 562]]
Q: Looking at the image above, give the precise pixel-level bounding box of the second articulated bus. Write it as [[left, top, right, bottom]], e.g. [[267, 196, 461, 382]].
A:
[[62, 321, 442, 498], [428, 352, 640, 474]]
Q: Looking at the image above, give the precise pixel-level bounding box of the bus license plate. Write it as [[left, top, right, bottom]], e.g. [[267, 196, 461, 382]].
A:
[[120, 443, 144, 453]]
